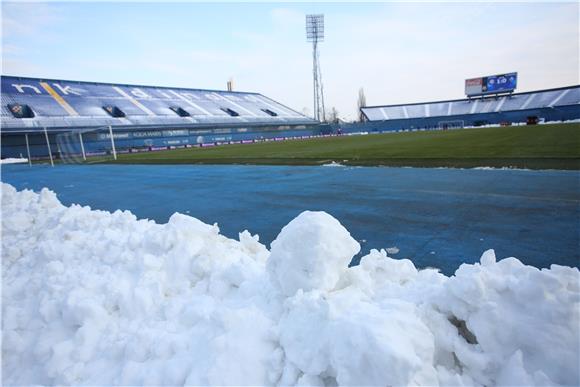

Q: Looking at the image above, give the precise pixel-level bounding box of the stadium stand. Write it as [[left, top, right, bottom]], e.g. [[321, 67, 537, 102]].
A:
[[360, 85, 580, 130], [3, 76, 578, 160], [1, 76, 319, 159]]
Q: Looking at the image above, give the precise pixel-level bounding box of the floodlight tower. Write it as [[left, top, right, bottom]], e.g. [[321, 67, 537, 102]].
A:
[[306, 14, 326, 122]]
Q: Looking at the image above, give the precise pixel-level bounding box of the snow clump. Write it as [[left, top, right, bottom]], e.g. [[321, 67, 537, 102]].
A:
[[267, 210, 360, 296], [2, 183, 579, 386]]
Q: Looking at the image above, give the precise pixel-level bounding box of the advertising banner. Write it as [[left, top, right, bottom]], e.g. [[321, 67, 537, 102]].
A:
[[465, 78, 483, 96], [465, 72, 517, 96]]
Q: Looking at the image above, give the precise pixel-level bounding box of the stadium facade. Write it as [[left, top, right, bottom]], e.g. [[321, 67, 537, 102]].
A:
[[1, 76, 579, 160], [360, 85, 580, 130], [1, 76, 320, 159]]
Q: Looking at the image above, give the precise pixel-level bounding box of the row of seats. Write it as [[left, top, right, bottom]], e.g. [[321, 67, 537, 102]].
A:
[[1, 76, 312, 129], [362, 86, 579, 121], [1, 92, 298, 119]]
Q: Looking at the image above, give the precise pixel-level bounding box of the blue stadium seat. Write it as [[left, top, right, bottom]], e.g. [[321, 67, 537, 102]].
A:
[[0, 76, 315, 133], [362, 86, 580, 124]]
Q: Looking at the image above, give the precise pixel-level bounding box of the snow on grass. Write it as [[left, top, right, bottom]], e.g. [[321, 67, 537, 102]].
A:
[[2, 183, 579, 386], [321, 161, 346, 167]]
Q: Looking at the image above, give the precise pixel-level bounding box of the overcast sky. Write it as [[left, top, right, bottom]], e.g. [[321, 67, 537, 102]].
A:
[[2, 1, 578, 119]]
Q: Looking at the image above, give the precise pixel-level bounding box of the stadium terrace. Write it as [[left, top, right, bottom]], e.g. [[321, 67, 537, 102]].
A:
[[361, 85, 580, 131], [1, 75, 579, 160], [0, 76, 320, 159]]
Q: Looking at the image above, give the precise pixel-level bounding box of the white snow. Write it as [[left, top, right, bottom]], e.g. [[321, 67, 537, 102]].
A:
[[0, 157, 28, 164], [321, 161, 345, 167], [267, 211, 360, 296], [471, 166, 533, 171], [2, 183, 579, 386]]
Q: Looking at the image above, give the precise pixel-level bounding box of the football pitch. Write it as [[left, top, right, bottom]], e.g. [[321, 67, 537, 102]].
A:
[[109, 123, 580, 169]]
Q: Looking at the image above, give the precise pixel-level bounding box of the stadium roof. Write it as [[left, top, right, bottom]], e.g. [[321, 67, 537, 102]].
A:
[[1, 75, 316, 133], [361, 85, 580, 122]]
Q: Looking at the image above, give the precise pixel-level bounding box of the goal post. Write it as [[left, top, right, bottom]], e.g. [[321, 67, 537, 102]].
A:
[[437, 120, 465, 130], [55, 126, 117, 164]]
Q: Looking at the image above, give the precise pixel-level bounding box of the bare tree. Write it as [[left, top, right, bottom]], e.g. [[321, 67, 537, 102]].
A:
[[327, 107, 339, 123], [357, 88, 367, 122]]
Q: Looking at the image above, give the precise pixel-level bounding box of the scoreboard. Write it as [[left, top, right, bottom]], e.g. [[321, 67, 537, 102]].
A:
[[465, 72, 517, 97]]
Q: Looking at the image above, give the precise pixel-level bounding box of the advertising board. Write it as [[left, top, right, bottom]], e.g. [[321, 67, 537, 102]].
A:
[[465, 72, 517, 96]]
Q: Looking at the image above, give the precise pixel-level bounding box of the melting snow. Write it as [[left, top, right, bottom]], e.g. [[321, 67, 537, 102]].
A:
[[321, 161, 345, 167], [0, 158, 28, 164], [2, 183, 579, 386]]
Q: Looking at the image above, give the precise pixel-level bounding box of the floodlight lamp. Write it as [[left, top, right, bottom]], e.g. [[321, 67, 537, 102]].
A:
[[305, 14, 324, 42]]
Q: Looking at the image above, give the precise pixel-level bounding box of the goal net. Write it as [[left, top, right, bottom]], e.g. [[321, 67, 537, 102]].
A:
[[437, 120, 465, 130], [55, 127, 118, 164]]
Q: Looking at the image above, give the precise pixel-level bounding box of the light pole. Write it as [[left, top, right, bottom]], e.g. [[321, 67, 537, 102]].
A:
[[306, 14, 326, 122]]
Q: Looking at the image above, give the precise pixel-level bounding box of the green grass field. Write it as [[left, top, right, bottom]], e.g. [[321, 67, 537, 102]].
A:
[[109, 123, 580, 169]]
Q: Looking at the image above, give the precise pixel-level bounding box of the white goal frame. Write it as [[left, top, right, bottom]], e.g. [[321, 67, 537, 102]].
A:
[[437, 120, 465, 130]]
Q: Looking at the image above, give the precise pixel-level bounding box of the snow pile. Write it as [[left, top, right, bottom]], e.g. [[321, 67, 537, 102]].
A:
[[267, 211, 360, 296], [321, 161, 345, 167], [472, 166, 533, 171], [2, 183, 579, 386], [0, 157, 28, 164]]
